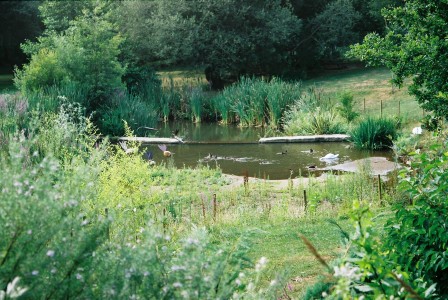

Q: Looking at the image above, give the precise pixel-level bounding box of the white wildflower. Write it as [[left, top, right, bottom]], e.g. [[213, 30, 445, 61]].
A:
[[4, 277, 28, 298], [255, 257, 268, 272], [171, 265, 186, 271], [46, 250, 55, 257], [75, 273, 83, 281], [186, 238, 199, 245], [333, 263, 361, 281], [31, 270, 39, 276], [173, 282, 183, 288], [181, 290, 189, 298]]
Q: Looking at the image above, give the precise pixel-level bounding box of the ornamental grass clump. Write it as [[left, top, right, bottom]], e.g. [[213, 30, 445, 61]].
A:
[[350, 117, 397, 150], [283, 106, 346, 135]]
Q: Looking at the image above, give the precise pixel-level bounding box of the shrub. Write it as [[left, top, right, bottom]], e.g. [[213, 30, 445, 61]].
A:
[[350, 117, 397, 150], [337, 92, 359, 122], [306, 145, 448, 299], [386, 146, 448, 297]]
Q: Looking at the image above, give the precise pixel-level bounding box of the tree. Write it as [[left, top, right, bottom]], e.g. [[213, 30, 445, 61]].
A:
[[15, 2, 125, 110], [118, 0, 302, 88], [349, 0, 448, 118], [309, 0, 361, 62]]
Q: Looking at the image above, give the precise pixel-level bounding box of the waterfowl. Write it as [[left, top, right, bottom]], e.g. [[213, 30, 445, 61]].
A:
[[158, 144, 173, 157], [307, 165, 317, 170], [171, 129, 185, 143], [276, 150, 288, 155], [119, 141, 138, 154], [319, 153, 339, 161], [144, 150, 156, 165]]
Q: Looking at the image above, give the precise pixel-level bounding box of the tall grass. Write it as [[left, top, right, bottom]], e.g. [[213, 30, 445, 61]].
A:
[[212, 77, 300, 127], [189, 87, 204, 123], [350, 117, 398, 150], [211, 94, 232, 124], [284, 105, 346, 135], [266, 78, 301, 128], [99, 91, 158, 136]]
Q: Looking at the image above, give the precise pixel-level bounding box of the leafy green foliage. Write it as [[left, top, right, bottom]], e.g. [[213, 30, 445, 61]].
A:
[[16, 3, 125, 111], [387, 146, 448, 297], [325, 200, 431, 299], [350, 117, 397, 150], [337, 92, 359, 122], [349, 0, 448, 118], [310, 0, 361, 61], [0, 110, 284, 299], [118, 0, 302, 87]]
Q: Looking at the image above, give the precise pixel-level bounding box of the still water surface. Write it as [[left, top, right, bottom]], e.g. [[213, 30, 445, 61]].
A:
[[142, 122, 392, 180]]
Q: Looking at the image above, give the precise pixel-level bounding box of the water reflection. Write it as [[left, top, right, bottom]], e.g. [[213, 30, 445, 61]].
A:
[[142, 122, 393, 179]]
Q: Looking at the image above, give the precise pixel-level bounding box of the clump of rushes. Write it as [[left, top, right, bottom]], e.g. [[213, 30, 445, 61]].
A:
[[350, 117, 398, 150], [212, 77, 300, 127], [189, 87, 204, 123]]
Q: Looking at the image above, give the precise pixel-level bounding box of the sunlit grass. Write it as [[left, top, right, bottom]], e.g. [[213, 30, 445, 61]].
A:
[[303, 67, 422, 127]]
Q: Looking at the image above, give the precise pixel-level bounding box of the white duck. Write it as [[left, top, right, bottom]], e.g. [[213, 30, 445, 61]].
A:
[[319, 153, 339, 161]]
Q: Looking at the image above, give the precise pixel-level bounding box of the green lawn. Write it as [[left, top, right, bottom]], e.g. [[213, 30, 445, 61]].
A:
[[303, 67, 422, 127]]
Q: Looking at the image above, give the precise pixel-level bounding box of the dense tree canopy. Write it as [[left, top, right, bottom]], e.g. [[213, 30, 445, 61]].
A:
[[349, 0, 448, 118], [119, 0, 302, 88], [15, 2, 125, 109], [7, 0, 403, 91]]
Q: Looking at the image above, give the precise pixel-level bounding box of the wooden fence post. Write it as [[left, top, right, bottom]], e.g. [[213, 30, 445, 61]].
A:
[[303, 190, 308, 213], [213, 193, 217, 221], [378, 174, 382, 201]]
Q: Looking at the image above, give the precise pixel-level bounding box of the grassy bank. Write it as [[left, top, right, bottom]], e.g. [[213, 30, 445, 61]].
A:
[[303, 67, 421, 127]]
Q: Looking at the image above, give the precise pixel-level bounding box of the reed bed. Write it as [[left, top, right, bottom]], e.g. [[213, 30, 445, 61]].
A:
[[211, 77, 300, 127]]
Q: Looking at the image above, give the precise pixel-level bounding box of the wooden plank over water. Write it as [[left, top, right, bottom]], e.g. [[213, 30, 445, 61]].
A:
[[118, 137, 181, 144], [259, 134, 350, 143]]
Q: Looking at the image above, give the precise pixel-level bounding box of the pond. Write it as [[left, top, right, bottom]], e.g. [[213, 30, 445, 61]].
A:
[[141, 122, 393, 180]]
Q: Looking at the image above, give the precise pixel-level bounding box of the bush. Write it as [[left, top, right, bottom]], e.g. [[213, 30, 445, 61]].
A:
[[386, 146, 448, 297], [307, 145, 448, 299], [284, 106, 347, 135], [337, 92, 358, 122], [350, 117, 397, 150]]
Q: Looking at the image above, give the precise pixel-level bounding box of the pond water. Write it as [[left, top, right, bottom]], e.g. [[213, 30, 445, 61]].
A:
[[141, 122, 393, 180]]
